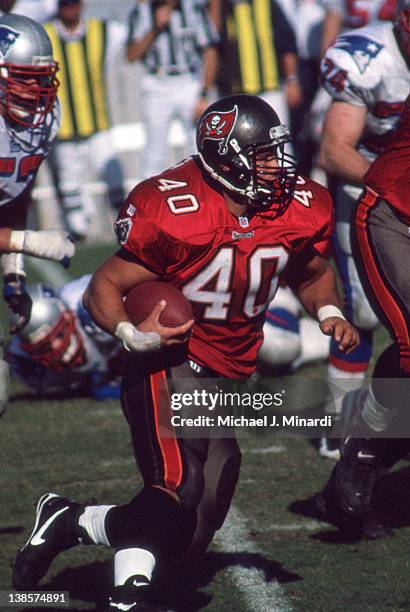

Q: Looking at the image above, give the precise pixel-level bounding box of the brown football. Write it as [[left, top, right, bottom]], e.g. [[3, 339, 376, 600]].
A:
[[124, 281, 194, 327]]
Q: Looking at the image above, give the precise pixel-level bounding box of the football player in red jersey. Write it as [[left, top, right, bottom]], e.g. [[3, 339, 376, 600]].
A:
[[12, 95, 358, 610], [316, 93, 410, 532]]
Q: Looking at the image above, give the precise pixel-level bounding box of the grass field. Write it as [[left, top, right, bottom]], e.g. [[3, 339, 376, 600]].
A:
[[0, 244, 409, 612]]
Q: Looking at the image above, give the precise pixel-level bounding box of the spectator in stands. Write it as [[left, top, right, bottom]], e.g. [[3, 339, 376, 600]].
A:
[[126, 0, 219, 178], [45, 0, 127, 240], [217, 0, 302, 129]]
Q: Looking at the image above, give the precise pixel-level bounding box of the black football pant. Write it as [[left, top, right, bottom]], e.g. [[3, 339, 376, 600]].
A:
[[105, 349, 241, 560], [352, 188, 410, 459]]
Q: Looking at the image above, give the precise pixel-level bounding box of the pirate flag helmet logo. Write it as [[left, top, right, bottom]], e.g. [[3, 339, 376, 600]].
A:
[[198, 106, 238, 155]]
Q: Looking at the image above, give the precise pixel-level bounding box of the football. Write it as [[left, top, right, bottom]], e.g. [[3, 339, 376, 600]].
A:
[[124, 280, 194, 327]]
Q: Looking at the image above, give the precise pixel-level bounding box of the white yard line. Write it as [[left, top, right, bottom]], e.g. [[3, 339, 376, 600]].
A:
[[244, 445, 285, 455], [214, 505, 293, 612], [256, 521, 329, 533]]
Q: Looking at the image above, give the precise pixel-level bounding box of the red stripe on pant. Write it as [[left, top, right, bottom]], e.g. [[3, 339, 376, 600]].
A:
[[149, 369, 183, 491], [355, 187, 410, 372]]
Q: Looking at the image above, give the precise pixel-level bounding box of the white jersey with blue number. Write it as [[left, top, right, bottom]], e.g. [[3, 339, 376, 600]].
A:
[[0, 102, 60, 207], [321, 22, 410, 159]]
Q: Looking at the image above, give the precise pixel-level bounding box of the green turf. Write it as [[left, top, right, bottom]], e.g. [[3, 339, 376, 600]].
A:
[[0, 245, 408, 612]]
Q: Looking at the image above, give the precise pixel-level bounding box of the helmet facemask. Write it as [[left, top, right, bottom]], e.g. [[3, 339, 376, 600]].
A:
[[0, 61, 59, 128], [211, 124, 297, 216], [21, 310, 86, 372]]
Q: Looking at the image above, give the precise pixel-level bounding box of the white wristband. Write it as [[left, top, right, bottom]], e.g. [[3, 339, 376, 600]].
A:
[[9, 230, 25, 252], [317, 305, 346, 322]]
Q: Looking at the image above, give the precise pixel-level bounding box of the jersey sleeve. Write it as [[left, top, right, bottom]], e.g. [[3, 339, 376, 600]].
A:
[[114, 192, 174, 276], [320, 34, 382, 107]]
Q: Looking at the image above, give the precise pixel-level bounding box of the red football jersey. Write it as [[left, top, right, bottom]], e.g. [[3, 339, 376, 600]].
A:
[[364, 95, 410, 224], [115, 158, 333, 377]]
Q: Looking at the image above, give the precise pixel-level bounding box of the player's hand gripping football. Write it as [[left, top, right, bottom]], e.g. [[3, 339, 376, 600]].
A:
[[319, 317, 359, 354], [115, 301, 194, 353], [138, 300, 195, 346]]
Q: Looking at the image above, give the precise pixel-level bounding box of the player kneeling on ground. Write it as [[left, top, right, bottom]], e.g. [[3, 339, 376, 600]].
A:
[[6, 275, 122, 400], [12, 95, 358, 610]]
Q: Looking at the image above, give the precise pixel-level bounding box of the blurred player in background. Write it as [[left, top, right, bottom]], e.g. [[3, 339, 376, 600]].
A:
[[317, 93, 410, 533], [317, 0, 410, 458], [0, 14, 70, 414], [309, 0, 398, 186], [0, 0, 57, 21], [126, 0, 219, 178], [0, 227, 74, 415], [12, 94, 358, 610], [7, 275, 122, 401], [45, 0, 127, 239], [259, 285, 330, 372], [276, 0, 326, 177], [321, 0, 397, 52], [218, 0, 301, 130]]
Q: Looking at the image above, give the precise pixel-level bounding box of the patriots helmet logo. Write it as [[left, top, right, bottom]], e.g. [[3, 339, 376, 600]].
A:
[[198, 106, 238, 154], [335, 35, 383, 73], [0, 25, 20, 60]]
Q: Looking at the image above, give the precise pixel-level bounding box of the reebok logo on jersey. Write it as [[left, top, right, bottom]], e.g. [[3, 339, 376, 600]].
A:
[[232, 230, 254, 240]]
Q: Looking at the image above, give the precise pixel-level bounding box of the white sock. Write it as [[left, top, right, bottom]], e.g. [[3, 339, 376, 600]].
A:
[[114, 548, 156, 587], [78, 505, 115, 546]]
